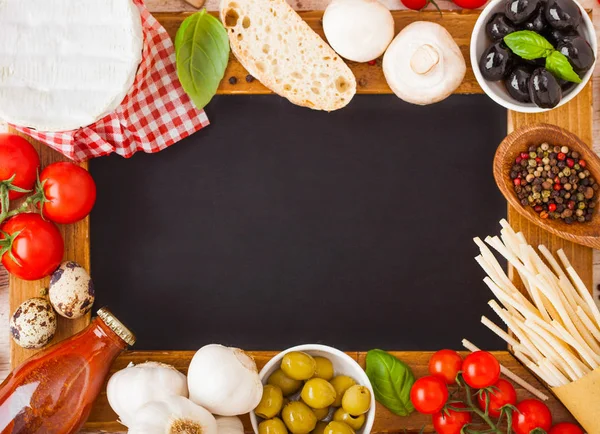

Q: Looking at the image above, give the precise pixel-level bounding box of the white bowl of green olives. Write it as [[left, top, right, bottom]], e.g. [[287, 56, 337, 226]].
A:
[[471, 0, 596, 112], [250, 344, 376, 434]]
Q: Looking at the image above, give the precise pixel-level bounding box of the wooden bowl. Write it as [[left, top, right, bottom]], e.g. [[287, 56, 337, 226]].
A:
[[494, 124, 600, 249]]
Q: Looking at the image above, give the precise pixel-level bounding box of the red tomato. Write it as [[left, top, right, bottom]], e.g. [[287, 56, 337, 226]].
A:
[[512, 399, 552, 434], [453, 0, 489, 8], [462, 351, 500, 389], [549, 423, 584, 434], [477, 378, 517, 417], [433, 403, 472, 434], [401, 0, 440, 10], [0, 134, 39, 200], [410, 375, 449, 414], [39, 162, 96, 224], [429, 349, 462, 384], [0, 213, 64, 280]]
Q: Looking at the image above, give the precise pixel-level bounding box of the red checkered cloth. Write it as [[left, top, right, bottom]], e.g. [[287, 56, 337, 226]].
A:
[[13, 0, 209, 162]]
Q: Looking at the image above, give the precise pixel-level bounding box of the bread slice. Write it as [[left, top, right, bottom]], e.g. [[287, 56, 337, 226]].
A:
[[220, 0, 356, 111]]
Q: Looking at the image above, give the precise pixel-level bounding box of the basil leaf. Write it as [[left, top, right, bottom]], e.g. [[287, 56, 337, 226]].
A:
[[365, 349, 415, 416], [546, 50, 582, 84], [504, 30, 554, 60], [174, 17, 193, 57], [175, 10, 230, 109]]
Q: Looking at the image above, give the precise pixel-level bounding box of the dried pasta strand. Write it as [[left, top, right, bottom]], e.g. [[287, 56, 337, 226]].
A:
[[576, 306, 600, 343], [481, 315, 521, 348], [489, 300, 544, 361], [566, 265, 600, 330]]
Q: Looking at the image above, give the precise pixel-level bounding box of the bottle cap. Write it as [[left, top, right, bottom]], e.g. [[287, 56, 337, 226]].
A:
[[97, 307, 136, 346]]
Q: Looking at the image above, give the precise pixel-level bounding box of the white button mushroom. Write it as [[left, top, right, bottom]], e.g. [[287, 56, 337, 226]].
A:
[[48, 261, 95, 319], [323, 0, 394, 63], [383, 21, 466, 105], [10, 297, 57, 349]]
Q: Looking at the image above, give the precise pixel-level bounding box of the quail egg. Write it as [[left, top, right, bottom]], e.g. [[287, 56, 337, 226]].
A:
[[49, 261, 95, 319], [10, 297, 57, 349]]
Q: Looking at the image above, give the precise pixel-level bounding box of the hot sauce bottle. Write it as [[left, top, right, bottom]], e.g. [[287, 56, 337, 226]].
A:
[[0, 308, 135, 433]]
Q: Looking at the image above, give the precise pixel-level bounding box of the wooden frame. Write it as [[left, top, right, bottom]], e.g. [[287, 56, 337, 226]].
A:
[[8, 9, 592, 432]]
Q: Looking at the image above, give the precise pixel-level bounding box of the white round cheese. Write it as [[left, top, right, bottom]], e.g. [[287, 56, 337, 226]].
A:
[[0, 0, 143, 132]]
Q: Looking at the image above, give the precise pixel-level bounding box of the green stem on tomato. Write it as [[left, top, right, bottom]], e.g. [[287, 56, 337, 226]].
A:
[[463, 383, 503, 434], [0, 174, 46, 226], [0, 183, 9, 223]]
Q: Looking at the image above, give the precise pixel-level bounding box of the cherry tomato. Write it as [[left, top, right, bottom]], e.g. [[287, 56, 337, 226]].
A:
[[39, 162, 96, 224], [410, 375, 449, 414], [0, 134, 39, 200], [432, 403, 472, 434], [429, 349, 462, 384], [512, 399, 552, 434], [0, 213, 64, 280], [462, 351, 500, 389], [401, 0, 439, 11], [453, 0, 489, 8], [477, 378, 517, 417], [549, 423, 584, 434]]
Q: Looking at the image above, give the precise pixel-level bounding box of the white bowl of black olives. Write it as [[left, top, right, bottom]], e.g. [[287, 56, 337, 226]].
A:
[[250, 344, 376, 434], [471, 0, 596, 112]]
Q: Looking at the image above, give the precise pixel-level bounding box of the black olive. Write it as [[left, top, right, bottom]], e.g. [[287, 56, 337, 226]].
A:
[[558, 36, 595, 73], [545, 0, 582, 30], [522, 3, 548, 33], [543, 27, 578, 46], [505, 0, 540, 24], [505, 66, 533, 103], [479, 42, 515, 81], [486, 13, 518, 41], [521, 57, 546, 67], [557, 78, 576, 93], [529, 68, 562, 108]]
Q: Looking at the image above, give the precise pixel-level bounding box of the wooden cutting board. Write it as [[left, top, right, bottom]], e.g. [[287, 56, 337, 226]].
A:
[[7, 9, 593, 433]]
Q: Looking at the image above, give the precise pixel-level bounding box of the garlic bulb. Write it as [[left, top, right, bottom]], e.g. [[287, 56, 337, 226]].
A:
[[216, 416, 245, 434], [107, 361, 188, 427], [188, 344, 263, 416], [128, 395, 218, 434]]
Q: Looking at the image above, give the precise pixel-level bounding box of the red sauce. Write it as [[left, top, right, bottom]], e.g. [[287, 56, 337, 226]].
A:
[[0, 315, 129, 433]]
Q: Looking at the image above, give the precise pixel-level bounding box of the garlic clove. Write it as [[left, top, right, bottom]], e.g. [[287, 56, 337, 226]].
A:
[[127, 396, 217, 434], [216, 416, 245, 434], [107, 361, 188, 428]]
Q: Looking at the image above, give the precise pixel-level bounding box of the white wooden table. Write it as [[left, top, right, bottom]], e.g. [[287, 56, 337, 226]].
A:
[[0, 0, 599, 431]]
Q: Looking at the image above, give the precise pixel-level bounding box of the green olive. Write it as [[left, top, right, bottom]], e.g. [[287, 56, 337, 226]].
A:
[[311, 421, 328, 434], [282, 401, 318, 434], [324, 421, 355, 434], [256, 385, 284, 419], [269, 369, 304, 396], [301, 378, 336, 409], [259, 417, 289, 434], [330, 376, 356, 407], [341, 385, 371, 416], [311, 406, 330, 420], [313, 357, 334, 381], [333, 408, 365, 430], [281, 352, 317, 381]]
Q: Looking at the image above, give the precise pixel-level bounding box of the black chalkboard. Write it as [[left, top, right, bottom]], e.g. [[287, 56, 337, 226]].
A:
[[90, 94, 507, 351]]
